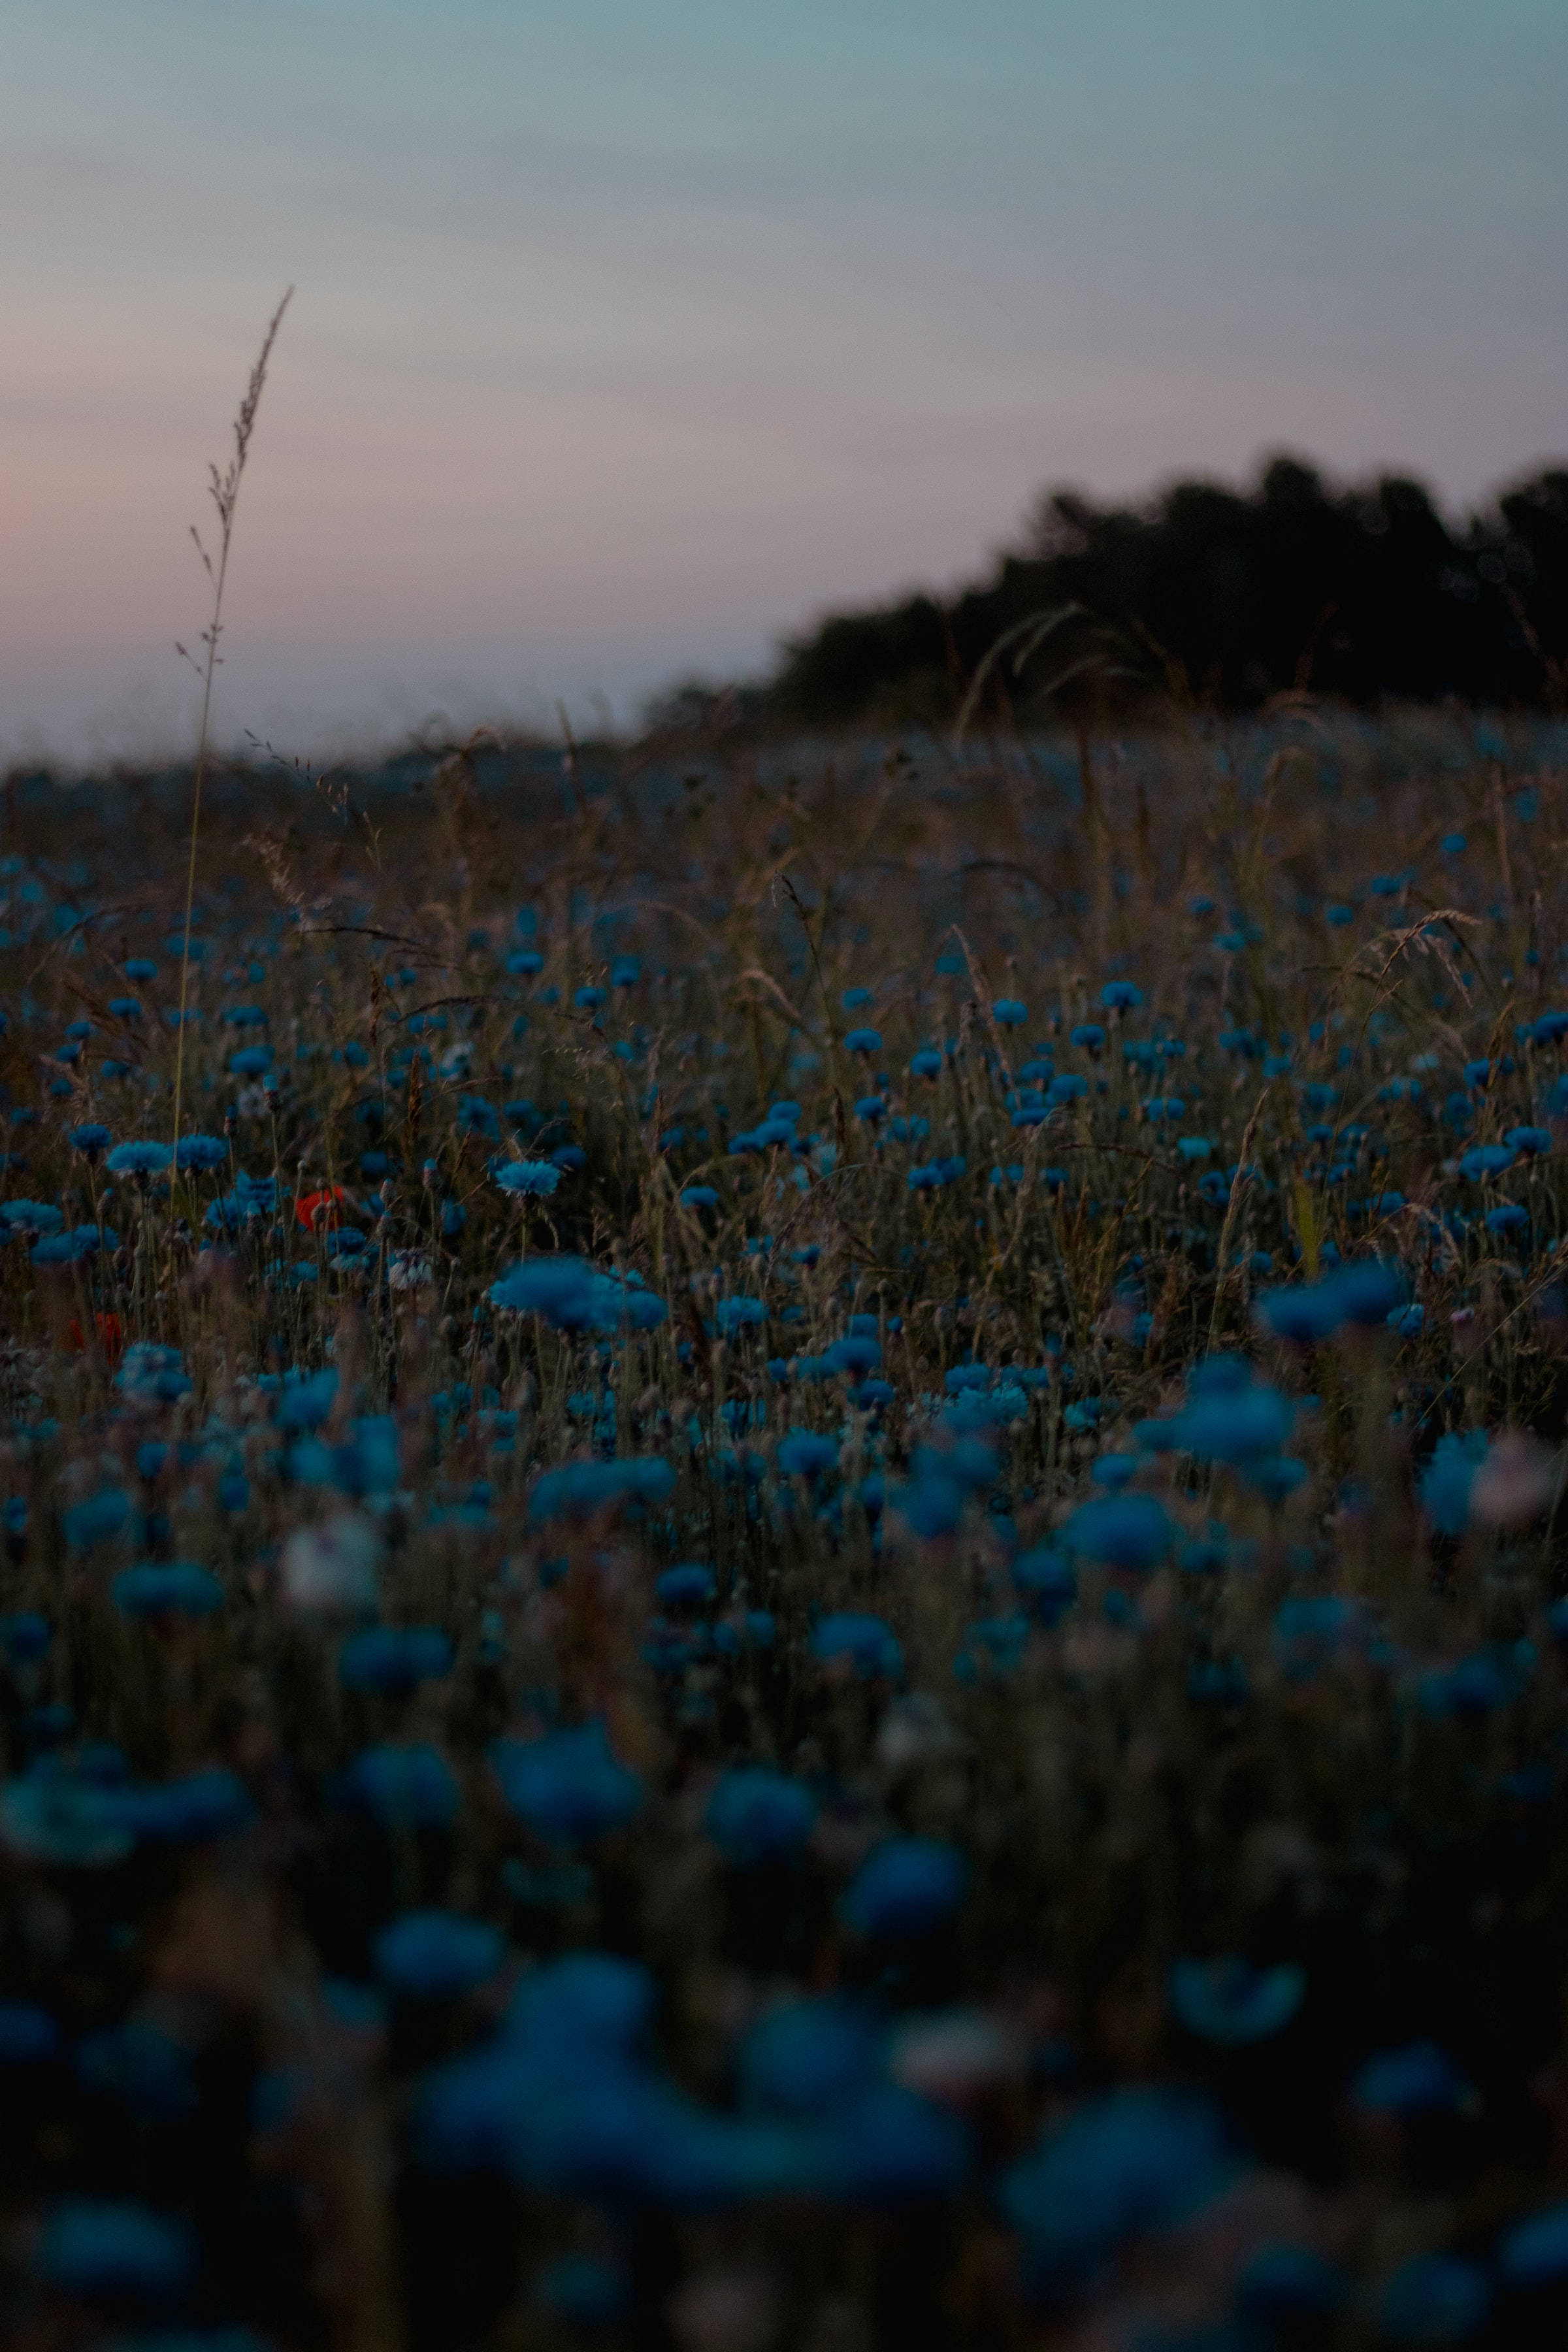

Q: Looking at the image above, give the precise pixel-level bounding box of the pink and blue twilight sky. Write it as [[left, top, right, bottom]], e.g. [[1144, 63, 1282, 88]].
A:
[[2, 0, 1565, 763]]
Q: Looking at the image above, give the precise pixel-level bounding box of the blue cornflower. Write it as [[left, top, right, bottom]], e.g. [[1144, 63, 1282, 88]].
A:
[[811, 1612, 903, 1678], [343, 1742, 461, 1829], [655, 1563, 714, 1610], [106, 1140, 172, 1177], [0, 2001, 59, 2063], [67, 1122, 111, 1158], [34, 2199, 194, 2298], [910, 1047, 943, 1080], [490, 1720, 643, 1844], [1100, 981, 1141, 1009], [779, 1431, 838, 1478], [993, 997, 1027, 1026], [375, 1910, 504, 1998], [1351, 2040, 1475, 2117], [1256, 1258, 1403, 1342], [493, 1159, 561, 1198], [338, 1626, 453, 1693], [840, 1837, 966, 1937], [1060, 1493, 1172, 1571], [174, 1133, 229, 1172], [528, 1457, 674, 1524], [1418, 1429, 1488, 1535], [714, 1296, 766, 1335], [1376, 2255, 1489, 2345], [1497, 2200, 1568, 2289], [1000, 2087, 1238, 2296], [1459, 1143, 1516, 1179], [843, 1026, 881, 1055], [112, 1563, 224, 1620], [706, 1767, 817, 1865], [1168, 1956, 1305, 2044]]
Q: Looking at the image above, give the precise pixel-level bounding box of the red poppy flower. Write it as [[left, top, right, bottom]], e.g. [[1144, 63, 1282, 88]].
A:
[[297, 1185, 351, 1233], [68, 1311, 125, 1365]]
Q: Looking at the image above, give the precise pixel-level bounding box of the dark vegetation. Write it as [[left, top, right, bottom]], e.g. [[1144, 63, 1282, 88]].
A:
[[727, 458, 1568, 732]]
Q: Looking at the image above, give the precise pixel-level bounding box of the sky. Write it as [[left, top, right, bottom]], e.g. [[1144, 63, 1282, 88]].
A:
[[2, 0, 1565, 764]]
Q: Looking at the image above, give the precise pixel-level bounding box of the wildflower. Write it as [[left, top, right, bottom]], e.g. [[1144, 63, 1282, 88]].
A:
[[375, 1910, 504, 1998], [490, 1720, 643, 1842], [1168, 1956, 1305, 2044], [779, 1430, 838, 1478], [706, 1767, 817, 1864], [1351, 2041, 1475, 2117], [910, 1046, 943, 1079], [112, 1562, 224, 1620], [296, 1183, 351, 1230], [574, 985, 606, 1011], [61, 1487, 129, 1550], [1459, 1143, 1516, 1179], [105, 1139, 171, 1177], [1100, 981, 1141, 1009], [1, 1765, 139, 1867], [853, 1094, 885, 1123], [993, 997, 1027, 1026], [1486, 1201, 1528, 1233], [174, 1132, 228, 1171], [1497, 2200, 1568, 2288], [840, 1838, 966, 1937], [338, 1625, 453, 1692], [1506, 1124, 1552, 1154], [1060, 1493, 1172, 1572], [527, 1456, 674, 1525], [811, 1612, 902, 1678], [680, 1184, 719, 1209], [343, 1742, 461, 1828], [281, 1512, 381, 1613], [34, 2199, 194, 2299], [655, 1563, 715, 1610], [133, 1767, 253, 1842], [0, 2001, 59, 2064], [1256, 1258, 1404, 1341], [1000, 2087, 1239, 2296], [1375, 2256, 1490, 2345], [67, 1121, 111, 1158], [843, 1026, 881, 1056], [0, 1610, 49, 1663], [493, 1158, 561, 1198], [714, 1296, 766, 1335]]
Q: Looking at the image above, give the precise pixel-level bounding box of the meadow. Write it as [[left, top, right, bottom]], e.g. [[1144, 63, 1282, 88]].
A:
[[6, 706, 1568, 2350]]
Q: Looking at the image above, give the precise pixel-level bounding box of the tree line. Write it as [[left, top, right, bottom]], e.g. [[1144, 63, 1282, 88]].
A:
[[694, 457, 1568, 732]]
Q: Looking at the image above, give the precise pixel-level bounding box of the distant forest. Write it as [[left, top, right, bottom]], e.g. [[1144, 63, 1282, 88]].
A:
[[679, 457, 1568, 732]]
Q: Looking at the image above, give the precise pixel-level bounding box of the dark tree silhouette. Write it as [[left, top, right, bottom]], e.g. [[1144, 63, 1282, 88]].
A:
[[763, 455, 1568, 728]]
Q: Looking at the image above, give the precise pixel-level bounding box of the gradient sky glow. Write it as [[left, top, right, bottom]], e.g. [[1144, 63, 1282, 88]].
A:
[[3, 0, 1565, 760]]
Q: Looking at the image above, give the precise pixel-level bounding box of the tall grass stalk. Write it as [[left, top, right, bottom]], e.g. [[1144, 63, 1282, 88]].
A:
[[170, 289, 293, 1169]]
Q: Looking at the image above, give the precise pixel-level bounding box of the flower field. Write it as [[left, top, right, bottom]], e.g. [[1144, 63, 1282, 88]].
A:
[[6, 710, 1568, 2349]]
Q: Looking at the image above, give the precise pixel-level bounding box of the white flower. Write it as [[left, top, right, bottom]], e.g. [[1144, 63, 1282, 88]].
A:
[[281, 1512, 380, 1614]]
